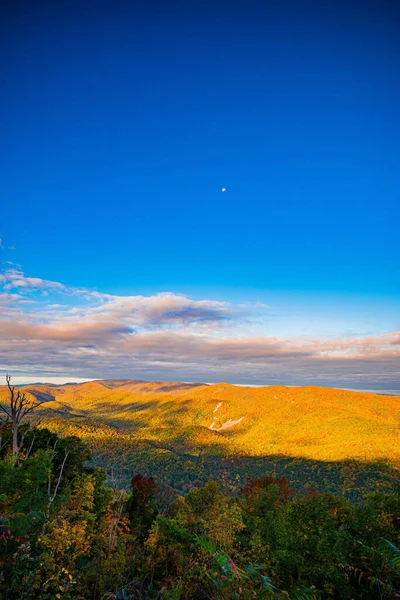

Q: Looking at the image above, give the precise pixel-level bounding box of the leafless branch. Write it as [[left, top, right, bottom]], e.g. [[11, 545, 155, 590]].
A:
[[0, 403, 11, 423], [24, 432, 36, 461], [3, 374, 47, 462], [108, 469, 127, 553], [49, 449, 69, 506]]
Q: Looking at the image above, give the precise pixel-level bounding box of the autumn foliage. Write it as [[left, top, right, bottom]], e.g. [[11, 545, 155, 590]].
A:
[[0, 379, 399, 598], [130, 474, 157, 504], [240, 475, 294, 502]]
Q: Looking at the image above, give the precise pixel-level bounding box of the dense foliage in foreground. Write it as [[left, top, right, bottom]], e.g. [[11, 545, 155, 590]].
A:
[[0, 422, 399, 599]]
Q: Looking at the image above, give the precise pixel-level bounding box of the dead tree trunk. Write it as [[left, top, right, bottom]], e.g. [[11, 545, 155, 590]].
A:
[[0, 374, 46, 463]]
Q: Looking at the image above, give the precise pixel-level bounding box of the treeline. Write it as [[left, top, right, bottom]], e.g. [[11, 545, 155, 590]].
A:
[[0, 385, 399, 598]]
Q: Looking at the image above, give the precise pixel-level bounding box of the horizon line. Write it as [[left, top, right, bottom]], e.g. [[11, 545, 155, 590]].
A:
[[3, 376, 400, 396]]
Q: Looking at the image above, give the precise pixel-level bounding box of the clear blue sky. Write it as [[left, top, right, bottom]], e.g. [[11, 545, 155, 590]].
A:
[[1, 0, 399, 388]]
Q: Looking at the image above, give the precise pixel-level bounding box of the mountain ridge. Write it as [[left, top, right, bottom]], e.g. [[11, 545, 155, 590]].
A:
[[1, 379, 399, 496]]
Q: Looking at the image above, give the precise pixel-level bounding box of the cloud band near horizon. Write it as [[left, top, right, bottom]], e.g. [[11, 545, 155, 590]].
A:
[[0, 267, 399, 389]]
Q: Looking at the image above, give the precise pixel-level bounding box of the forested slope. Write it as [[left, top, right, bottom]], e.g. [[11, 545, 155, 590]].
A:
[[1, 380, 398, 498]]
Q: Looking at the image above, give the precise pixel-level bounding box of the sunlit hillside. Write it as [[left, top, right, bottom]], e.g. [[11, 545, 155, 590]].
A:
[[1, 380, 399, 498]]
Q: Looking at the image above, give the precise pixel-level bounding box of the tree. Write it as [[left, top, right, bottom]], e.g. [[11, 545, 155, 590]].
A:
[[128, 474, 157, 540], [0, 375, 45, 463]]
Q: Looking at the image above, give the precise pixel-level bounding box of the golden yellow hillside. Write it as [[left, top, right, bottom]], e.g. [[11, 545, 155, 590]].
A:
[[1, 380, 399, 496], [1, 380, 399, 462]]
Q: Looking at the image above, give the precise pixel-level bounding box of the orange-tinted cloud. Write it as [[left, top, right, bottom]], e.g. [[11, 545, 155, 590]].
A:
[[1, 267, 399, 389]]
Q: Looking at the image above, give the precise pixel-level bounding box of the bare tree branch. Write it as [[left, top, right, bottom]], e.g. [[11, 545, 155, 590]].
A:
[[49, 449, 69, 507], [108, 469, 126, 553], [2, 374, 48, 462], [42, 447, 70, 534], [24, 432, 36, 461], [0, 402, 11, 423]]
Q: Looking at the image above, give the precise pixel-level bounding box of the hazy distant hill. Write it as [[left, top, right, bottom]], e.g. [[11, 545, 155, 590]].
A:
[[1, 379, 399, 498]]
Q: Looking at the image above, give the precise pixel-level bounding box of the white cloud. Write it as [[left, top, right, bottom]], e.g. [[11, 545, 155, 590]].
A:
[[2, 269, 66, 292], [0, 266, 399, 389]]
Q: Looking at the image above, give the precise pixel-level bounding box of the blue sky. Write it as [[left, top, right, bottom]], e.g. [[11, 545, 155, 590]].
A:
[[1, 0, 399, 388]]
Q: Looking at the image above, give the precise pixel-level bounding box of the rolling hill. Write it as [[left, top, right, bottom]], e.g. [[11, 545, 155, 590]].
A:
[[1, 379, 399, 499]]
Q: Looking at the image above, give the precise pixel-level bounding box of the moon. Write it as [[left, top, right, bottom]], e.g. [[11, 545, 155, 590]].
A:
[[221, 187, 226, 192]]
